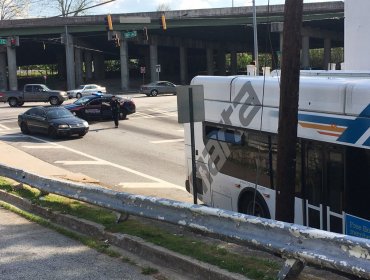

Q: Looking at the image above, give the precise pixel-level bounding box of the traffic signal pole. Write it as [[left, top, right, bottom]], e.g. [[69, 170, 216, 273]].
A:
[[275, 0, 303, 223]]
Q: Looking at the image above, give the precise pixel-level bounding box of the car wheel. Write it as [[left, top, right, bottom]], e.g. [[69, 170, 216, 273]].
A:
[[76, 93, 82, 99], [18, 101, 24, 106], [79, 132, 87, 137], [48, 127, 58, 138], [119, 111, 127, 120], [8, 98, 18, 107], [49, 97, 59, 106], [150, 90, 158, 97], [20, 122, 30, 134]]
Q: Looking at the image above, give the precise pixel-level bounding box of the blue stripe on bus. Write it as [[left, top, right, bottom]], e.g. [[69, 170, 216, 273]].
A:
[[298, 113, 353, 127], [298, 109, 370, 146]]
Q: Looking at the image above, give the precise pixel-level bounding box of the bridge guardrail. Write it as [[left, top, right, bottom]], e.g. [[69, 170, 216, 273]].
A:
[[0, 163, 369, 279]]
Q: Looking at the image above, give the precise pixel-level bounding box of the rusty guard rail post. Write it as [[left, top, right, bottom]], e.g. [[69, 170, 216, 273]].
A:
[[0, 163, 369, 279]]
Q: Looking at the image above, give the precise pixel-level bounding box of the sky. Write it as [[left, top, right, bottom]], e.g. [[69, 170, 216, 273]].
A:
[[89, 0, 339, 15]]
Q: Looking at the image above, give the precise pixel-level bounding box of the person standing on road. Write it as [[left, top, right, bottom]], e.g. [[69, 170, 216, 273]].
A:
[[110, 95, 120, 128]]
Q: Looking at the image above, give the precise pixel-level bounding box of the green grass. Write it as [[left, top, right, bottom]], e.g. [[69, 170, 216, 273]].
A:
[[0, 177, 279, 280], [141, 267, 159, 275]]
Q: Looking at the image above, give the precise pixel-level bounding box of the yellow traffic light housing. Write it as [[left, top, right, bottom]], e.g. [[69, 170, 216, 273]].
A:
[[104, 14, 113, 31], [161, 14, 167, 30]]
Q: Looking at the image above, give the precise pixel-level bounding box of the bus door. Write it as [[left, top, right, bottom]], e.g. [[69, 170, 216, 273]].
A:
[[304, 142, 345, 233]]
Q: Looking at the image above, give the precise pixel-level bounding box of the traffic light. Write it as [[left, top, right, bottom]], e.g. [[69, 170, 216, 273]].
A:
[[104, 14, 113, 31], [113, 34, 120, 47], [161, 14, 167, 30], [10, 38, 17, 48]]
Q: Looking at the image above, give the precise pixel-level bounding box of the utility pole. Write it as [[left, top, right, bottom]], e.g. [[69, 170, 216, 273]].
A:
[[275, 0, 303, 223], [252, 0, 259, 73]]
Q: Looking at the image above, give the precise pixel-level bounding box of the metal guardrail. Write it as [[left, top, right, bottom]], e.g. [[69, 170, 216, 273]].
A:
[[0, 163, 369, 279]]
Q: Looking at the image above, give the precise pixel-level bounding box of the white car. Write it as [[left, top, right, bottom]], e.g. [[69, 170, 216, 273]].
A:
[[67, 84, 106, 99]]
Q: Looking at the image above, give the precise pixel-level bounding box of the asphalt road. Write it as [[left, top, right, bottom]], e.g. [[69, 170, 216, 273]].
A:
[[0, 207, 156, 280], [0, 94, 193, 203]]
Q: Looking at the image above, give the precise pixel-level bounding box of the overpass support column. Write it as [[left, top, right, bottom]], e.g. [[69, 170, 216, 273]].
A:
[[230, 50, 237, 75], [301, 36, 310, 69], [75, 47, 83, 86], [206, 48, 214, 75], [218, 49, 226, 75], [180, 46, 188, 84], [0, 48, 7, 91], [94, 53, 105, 80], [120, 39, 129, 90], [323, 38, 331, 70], [85, 51, 93, 81], [150, 44, 158, 82], [6, 45, 18, 90], [57, 53, 66, 79], [64, 33, 75, 90]]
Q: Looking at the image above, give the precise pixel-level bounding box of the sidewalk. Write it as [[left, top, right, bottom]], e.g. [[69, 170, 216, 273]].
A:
[[0, 141, 99, 184]]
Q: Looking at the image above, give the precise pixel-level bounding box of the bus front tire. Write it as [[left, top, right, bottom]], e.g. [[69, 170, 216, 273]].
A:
[[239, 191, 271, 219]]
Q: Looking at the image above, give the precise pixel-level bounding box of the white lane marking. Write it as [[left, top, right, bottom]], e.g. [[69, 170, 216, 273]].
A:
[[118, 182, 186, 191], [150, 139, 183, 144], [26, 134, 183, 186], [0, 119, 18, 124], [0, 124, 11, 130], [148, 108, 177, 117], [23, 145, 64, 149], [176, 129, 184, 132], [133, 112, 155, 118], [55, 160, 107, 165]]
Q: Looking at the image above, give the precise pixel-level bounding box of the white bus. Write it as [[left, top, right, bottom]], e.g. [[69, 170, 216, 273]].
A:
[[184, 75, 370, 238]]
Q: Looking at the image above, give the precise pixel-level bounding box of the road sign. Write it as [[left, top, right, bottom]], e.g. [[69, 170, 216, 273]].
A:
[[123, 31, 137, 39], [120, 16, 151, 24], [0, 39, 6, 45], [140, 67, 146, 74], [155, 64, 161, 73], [177, 85, 205, 124]]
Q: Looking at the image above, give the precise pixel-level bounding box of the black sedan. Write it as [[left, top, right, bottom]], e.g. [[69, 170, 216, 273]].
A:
[[18, 106, 89, 138], [64, 94, 136, 120]]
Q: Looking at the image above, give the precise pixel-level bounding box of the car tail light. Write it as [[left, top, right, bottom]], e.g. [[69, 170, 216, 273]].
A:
[[0, 93, 4, 97]]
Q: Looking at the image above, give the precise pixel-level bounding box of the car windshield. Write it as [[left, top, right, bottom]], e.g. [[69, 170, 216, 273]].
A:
[[73, 96, 93, 105], [47, 108, 74, 119], [77, 85, 85, 90]]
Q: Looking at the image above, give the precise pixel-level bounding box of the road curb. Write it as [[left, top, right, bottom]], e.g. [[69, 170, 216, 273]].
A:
[[0, 189, 248, 280]]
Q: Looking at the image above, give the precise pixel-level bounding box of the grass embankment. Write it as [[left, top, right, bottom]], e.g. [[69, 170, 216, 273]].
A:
[[0, 177, 279, 280]]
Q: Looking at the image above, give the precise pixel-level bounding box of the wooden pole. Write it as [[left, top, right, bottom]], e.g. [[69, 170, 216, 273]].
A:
[[275, 0, 303, 222]]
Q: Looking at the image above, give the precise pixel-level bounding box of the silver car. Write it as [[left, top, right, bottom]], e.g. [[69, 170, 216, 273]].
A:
[[67, 84, 106, 99], [139, 81, 177, 97]]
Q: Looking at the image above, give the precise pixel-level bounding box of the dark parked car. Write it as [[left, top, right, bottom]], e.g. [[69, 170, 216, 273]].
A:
[[139, 81, 177, 97], [18, 106, 89, 138], [64, 94, 135, 120]]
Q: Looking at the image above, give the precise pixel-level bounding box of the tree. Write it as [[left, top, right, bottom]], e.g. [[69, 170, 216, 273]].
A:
[[0, 0, 30, 19], [49, 0, 101, 17], [157, 3, 171, 12]]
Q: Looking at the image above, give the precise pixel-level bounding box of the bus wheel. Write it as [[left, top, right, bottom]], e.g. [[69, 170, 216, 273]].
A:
[[239, 192, 271, 219]]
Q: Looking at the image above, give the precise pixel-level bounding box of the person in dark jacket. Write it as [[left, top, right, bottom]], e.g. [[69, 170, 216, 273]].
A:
[[110, 95, 120, 128]]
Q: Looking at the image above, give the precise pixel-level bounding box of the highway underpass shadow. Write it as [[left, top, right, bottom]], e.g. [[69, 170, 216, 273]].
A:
[[0, 132, 85, 143], [89, 127, 117, 133]]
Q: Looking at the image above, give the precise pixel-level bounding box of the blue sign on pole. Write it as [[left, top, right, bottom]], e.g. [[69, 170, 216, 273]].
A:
[[345, 214, 370, 240]]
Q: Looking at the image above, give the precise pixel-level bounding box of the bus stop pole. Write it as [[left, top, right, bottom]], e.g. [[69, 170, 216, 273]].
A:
[[189, 88, 198, 204]]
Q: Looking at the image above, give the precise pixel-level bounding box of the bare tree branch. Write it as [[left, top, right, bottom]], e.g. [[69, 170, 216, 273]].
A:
[[0, 0, 30, 19]]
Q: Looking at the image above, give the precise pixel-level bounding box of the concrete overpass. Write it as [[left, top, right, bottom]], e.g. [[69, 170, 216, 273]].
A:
[[0, 1, 344, 91]]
